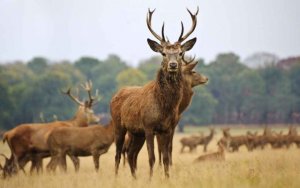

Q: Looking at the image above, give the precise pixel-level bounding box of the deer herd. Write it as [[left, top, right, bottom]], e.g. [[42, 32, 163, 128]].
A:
[[0, 7, 298, 180]]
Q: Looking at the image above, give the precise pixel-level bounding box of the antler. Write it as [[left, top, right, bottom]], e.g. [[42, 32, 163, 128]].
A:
[[146, 8, 166, 43], [81, 80, 100, 107], [178, 6, 199, 43], [182, 53, 196, 64], [62, 88, 84, 106], [0, 154, 8, 161], [81, 80, 93, 101]]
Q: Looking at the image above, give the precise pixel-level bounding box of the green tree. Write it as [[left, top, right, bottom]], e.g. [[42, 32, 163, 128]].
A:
[[27, 57, 48, 74], [138, 56, 161, 81], [90, 54, 128, 113], [180, 87, 218, 126], [116, 68, 147, 89], [74, 57, 101, 80], [0, 80, 14, 129], [205, 53, 248, 124]]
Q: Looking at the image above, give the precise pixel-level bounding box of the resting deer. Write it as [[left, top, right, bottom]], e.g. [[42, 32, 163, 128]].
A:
[[112, 7, 199, 178], [194, 142, 225, 162], [46, 121, 114, 172], [2, 81, 99, 176]]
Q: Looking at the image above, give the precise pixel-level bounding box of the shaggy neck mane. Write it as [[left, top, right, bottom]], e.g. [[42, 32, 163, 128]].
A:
[[154, 68, 183, 117]]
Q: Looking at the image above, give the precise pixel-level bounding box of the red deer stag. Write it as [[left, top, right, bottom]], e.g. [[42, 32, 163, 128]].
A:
[[157, 57, 208, 165], [121, 61, 208, 167], [2, 81, 99, 176], [111, 7, 199, 178], [46, 120, 114, 172]]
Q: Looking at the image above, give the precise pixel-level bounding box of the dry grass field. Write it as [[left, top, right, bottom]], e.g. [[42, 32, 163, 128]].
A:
[[1, 126, 300, 188]]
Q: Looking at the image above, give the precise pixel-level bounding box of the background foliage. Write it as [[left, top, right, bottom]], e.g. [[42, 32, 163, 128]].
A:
[[0, 53, 299, 130]]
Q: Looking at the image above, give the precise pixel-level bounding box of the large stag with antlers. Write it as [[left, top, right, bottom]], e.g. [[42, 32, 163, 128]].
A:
[[111, 7, 199, 178], [1, 81, 99, 177], [122, 60, 208, 167]]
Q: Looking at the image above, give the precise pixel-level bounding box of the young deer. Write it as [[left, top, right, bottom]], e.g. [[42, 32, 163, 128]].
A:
[[46, 121, 114, 172]]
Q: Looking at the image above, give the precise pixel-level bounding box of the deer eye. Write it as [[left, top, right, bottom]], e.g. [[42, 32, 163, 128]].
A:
[[162, 53, 166, 57], [179, 52, 183, 56]]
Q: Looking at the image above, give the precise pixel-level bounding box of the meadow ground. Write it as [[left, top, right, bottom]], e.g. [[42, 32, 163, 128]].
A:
[[1, 126, 300, 188]]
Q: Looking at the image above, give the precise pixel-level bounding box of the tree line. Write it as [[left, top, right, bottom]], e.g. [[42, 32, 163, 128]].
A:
[[0, 53, 299, 130]]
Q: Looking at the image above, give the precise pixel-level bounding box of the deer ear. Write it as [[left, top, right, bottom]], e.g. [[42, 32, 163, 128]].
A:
[[181, 37, 197, 52], [147, 39, 163, 52]]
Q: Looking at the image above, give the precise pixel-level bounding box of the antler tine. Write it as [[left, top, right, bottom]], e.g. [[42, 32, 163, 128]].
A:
[[161, 22, 166, 42], [182, 53, 196, 64], [62, 88, 84, 106], [178, 21, 184, 42], [0, 154, 8, 160], [81, 81, 93, 101], [178, 6, 199, 43], [147, 8, 165, 43], [92, 92, 102, 106]]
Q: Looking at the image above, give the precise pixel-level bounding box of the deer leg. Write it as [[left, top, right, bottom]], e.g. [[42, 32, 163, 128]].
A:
[[92, 154, 100, 172], [122, 149, 126, 167], [18, 155, 28, 175], [115, 128, 127, 176], [156, 135, 162, 166], [180, 145, 185, 153], [46, 156, 54, 172], [30, 158, 37, 174], [169, 131, 174, 166], [127, 135, 137, 178], [128, 135, 145, 178], [145, 130, 155, 178], [204, 144, 207, 152], [160, 133, 171, 178], [58, 153, 67, 172], [68, 155, 80, 172], [133, 136, 145, 171]]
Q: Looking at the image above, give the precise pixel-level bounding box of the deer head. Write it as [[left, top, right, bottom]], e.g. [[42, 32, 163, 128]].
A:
[[63, 80, 100, 124], [182, 57, 208, 87], [146, 7, 199, 74]]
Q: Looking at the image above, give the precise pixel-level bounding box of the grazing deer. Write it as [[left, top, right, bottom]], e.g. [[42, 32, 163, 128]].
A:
[[2, 81, 99, 176], [112, 7, 199, 178], [194, 142, 225, 162], [46, 121, 114, 172]]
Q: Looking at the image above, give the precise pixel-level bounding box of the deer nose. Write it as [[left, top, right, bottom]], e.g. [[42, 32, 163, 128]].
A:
[[169, 62, 178, 69]]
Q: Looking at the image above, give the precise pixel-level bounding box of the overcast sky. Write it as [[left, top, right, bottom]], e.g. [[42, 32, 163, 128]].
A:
[[0, 0, 299, 66]]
